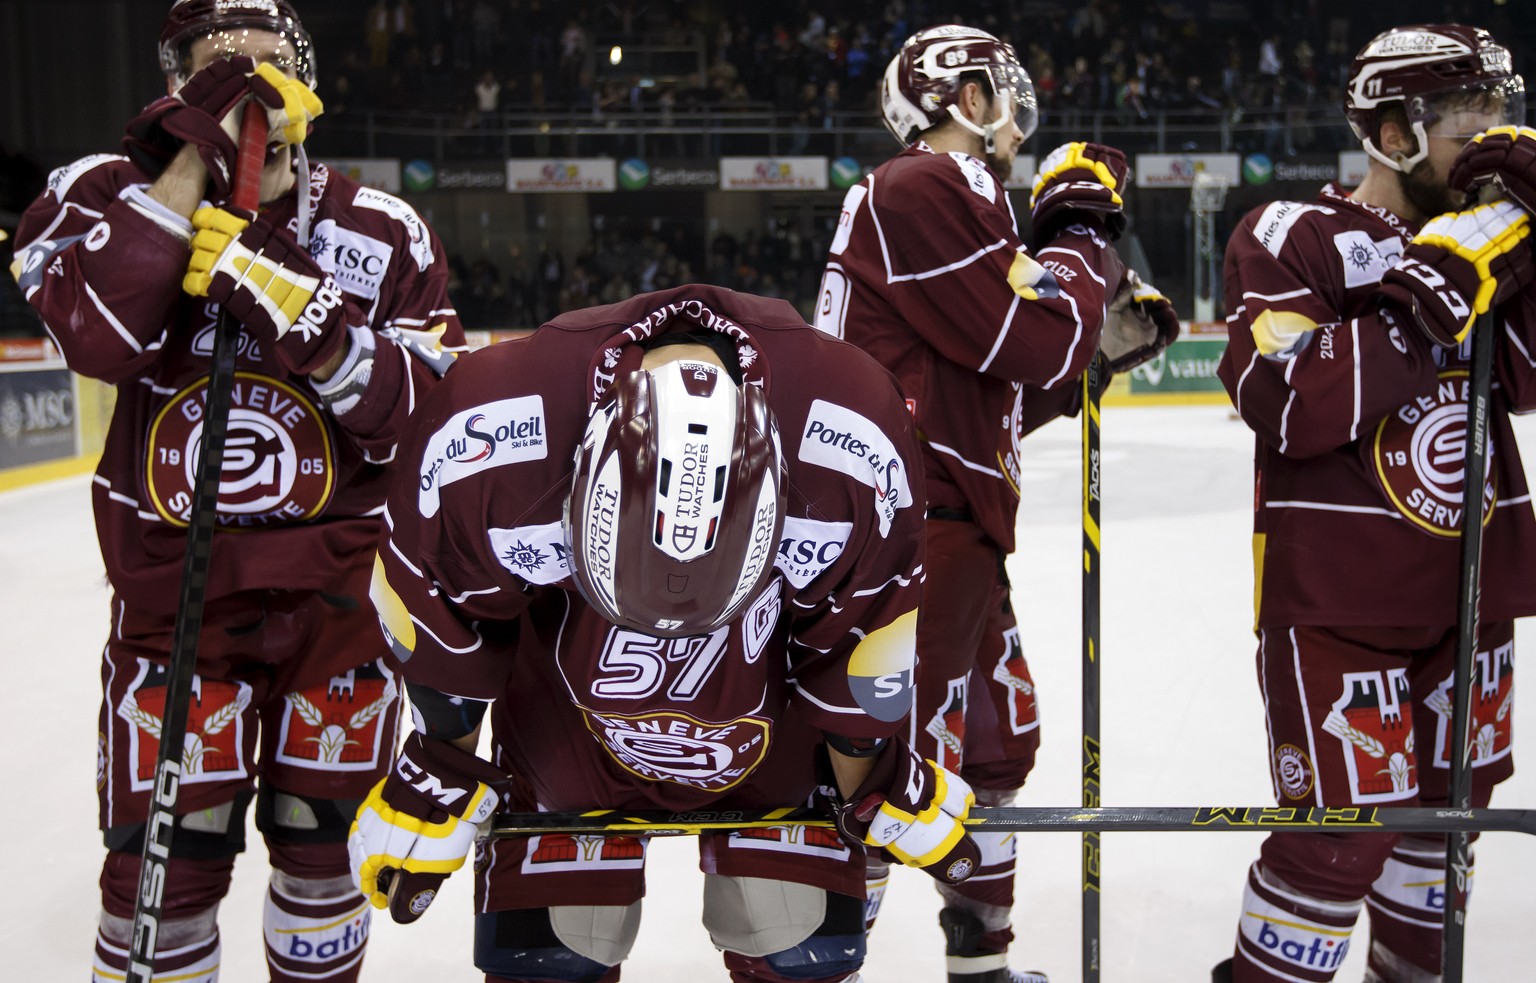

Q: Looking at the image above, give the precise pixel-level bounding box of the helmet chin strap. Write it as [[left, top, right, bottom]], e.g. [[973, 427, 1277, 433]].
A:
[[945, 91, 1013, 156], [1364, 120, 1431, 173]]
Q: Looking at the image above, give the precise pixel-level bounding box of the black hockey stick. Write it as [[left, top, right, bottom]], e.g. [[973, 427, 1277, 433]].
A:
[[488, 804, 1536, 838], [1441, 304, 1498, 983], [1081, 357, 1105, 983], [126, 104, 268, 983]]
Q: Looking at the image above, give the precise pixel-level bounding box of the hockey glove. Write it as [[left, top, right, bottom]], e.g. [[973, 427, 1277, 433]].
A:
[[1450, 126, 1536, 217], [834, 741, 980, 885], [124, 57, 323, 200], [1377, 200, 1534, 347], [1030, 141, 1129, 244], [1101, 268, 1180, 372], [348, 733, 505, 925], [185, 206, 351, 375]]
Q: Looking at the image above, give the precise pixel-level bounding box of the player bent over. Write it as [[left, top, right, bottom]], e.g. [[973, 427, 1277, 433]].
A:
[[353, 284, 985, 982], [10, 2, 463, 979], [815, 25, 1177, 982], [1213, 23, 1536, 983]]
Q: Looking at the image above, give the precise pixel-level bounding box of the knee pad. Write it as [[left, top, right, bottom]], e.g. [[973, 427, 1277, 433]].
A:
[[256, 786, 361, 845], [103, 791, 253, 861], [474, 904, 638, 982], [704, 876, 864, 980]]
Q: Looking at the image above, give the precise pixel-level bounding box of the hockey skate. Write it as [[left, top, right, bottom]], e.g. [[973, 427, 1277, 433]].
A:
[[939, 907, 1049, 983]]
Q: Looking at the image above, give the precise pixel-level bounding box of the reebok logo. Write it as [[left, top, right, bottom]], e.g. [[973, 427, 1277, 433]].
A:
[[290, 279, 344, 344]]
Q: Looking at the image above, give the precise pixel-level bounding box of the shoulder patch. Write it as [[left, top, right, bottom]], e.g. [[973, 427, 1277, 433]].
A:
[[948, 152, 997, 203], [351, 186, 435, 271], [1332, 230, 1403, 290], [309, 218, 394, 299], [418, 395, 548, 517], [776, 517, 853, 588], [1251, 201, 1335, 258], [798, 400, 913, 538], [47, 154, 128, 201], [488, 519, 572, 585]]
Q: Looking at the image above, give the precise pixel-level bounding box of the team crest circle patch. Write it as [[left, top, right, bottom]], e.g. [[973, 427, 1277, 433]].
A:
[[1274, 743, 1314, 800], [146, 372, 335, 528], [1369, 370, 1495, 537]]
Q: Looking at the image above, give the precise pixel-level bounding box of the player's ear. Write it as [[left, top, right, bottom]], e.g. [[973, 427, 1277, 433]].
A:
[[959, 79, 988, 123], [1377, 109, 1416, 161]]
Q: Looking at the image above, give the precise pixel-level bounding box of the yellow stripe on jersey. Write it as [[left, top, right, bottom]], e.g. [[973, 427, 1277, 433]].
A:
[[848, 606, 917, 696], [1252, 532, 1266, 630], [370, 553, 417, 657], [1007, 252, 1047, 300], [1250, 309, 1320, 356]]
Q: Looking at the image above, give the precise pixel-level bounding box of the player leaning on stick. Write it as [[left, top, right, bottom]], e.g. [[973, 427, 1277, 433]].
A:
[[9, 1, 463, 979], [1213, 23, 1536, 983], [355, 283, 985, 982], [813, 24, 1177, 983]]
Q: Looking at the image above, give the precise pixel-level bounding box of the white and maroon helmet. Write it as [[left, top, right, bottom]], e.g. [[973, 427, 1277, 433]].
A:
[[880, 24, 1038, 152], [159, 0, 316, 89], [1345, 24, 1525, 171], [565, 358, 785, 638]]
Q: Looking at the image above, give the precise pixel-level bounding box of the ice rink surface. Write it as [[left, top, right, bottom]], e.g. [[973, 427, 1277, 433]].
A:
[[3, 404, 1533, 981]]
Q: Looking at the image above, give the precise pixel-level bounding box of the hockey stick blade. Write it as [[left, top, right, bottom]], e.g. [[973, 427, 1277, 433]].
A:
[[488, 805, 1536, 838]]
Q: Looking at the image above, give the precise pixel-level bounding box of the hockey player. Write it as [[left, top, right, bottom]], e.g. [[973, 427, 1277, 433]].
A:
[[813, 25, 1177, 983], [9, 1, 463, 979], [1213, 24, 1536, 983], [353, 283, 983, 983]]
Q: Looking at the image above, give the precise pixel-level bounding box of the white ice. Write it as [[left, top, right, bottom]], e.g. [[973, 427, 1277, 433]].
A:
[[3, 405, 1532, 981]]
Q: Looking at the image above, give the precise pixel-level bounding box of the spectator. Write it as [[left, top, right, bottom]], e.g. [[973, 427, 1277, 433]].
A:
[[365, 0, 391, 68]]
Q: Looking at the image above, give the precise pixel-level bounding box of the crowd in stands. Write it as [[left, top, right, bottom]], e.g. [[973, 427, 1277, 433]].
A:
[[451, 220, 832, 329], [316, 1, 1395, 132]]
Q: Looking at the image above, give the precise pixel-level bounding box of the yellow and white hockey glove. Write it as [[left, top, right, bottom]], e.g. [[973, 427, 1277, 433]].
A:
[[348, 733, 505, 925], [185, 206, 351, 374], [834, 740, 980, 885], [1378, 200, 1534, 346]]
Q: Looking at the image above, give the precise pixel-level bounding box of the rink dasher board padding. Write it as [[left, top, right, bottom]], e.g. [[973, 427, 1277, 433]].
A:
[[489, 804, 1536, 838]]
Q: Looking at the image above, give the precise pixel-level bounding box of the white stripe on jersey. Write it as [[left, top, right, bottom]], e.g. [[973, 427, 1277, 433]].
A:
[[1277, 356, 1299, 454], [926, 440, 1006, 479], [1266, 500, 1402, 517], [977, 293, 1021, 374], [1241, 287, 1313, 303], [1349, 318, 1362, 442], [82, 280, 142, 354], [887, 237, 1012, 283]]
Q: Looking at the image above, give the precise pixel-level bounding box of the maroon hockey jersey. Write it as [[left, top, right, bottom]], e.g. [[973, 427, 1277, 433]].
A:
[[371, 285, 927, 810], [1218, 184, 1536, 627], [815, 142, 1118, 552], [12, 155, 465, 622]]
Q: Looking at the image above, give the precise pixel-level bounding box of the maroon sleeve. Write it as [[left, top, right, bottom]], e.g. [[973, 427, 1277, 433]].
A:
[[778, 360, 927, 741], [369, 345, 553, 700], [849, 152, 1116, 388], [1217, 201, 1439, 459], [11, 156, 189, 384], [318, 183, 466, 465]]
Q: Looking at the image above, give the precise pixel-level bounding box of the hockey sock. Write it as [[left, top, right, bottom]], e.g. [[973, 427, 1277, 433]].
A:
[[1232, 863, 1361, 982], [862, 856, 890, 933], [94, 906, 220, 982], [265, 870, 371, 982], [936, 787, 1020, 978], [1365, 836, 1470, 980]]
